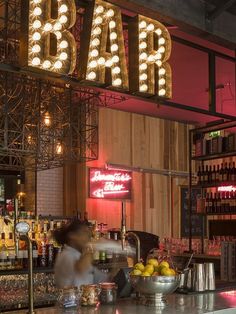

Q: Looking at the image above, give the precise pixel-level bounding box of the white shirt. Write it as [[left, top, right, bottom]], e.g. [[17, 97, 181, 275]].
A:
[[54, 245, 107, 288]]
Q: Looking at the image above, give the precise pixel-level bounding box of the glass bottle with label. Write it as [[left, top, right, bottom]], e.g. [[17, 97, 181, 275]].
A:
[[32, 232, 38, 267]]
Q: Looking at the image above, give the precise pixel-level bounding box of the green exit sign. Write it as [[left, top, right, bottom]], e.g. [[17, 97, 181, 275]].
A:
[[209, 131, 220, 138]]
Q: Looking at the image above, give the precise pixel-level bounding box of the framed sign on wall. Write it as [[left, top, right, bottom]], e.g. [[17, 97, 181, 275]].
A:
[[89, 168, 132, 199]]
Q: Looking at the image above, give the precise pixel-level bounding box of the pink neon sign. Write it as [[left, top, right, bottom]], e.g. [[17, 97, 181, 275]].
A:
[[89, 168, 132, 199], [218, 186, 236, 192]]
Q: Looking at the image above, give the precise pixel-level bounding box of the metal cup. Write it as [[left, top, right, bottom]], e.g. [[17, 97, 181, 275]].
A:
[[193, 263, 205, 292], [204, 263, 215, 291]]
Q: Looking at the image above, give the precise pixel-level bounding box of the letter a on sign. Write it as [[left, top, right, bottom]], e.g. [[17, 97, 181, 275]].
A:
[[20, 0, 76, 74], [79, 0, 128, 90]]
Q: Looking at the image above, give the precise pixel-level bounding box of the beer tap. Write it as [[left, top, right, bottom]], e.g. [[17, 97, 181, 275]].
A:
[[120, 201, 141, 263]]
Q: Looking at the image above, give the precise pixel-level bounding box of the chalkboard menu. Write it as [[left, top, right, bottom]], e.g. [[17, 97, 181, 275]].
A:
[[181, 187, 205, 237]]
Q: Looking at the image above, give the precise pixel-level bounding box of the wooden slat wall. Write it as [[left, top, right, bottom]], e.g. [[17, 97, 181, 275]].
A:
[[81, 108, 191, 240]]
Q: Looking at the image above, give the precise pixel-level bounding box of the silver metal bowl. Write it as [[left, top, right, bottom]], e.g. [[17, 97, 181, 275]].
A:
[[130, 275, 180, 308]]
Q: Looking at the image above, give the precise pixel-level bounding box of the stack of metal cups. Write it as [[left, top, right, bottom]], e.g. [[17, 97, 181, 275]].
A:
[[191, 263, 215, 292]]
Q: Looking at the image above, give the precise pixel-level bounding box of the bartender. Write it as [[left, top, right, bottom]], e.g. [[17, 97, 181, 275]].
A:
[[54, 220, 108, 288]]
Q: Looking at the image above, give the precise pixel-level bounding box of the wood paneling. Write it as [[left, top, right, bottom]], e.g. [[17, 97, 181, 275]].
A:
[[83, 108, 190, 239]]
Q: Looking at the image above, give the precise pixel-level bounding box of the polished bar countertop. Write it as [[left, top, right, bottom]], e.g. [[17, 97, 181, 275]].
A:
[[3, 291, 236, 314]]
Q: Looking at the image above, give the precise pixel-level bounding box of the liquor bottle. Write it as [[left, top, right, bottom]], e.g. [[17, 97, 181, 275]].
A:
[[205, 193, 209, 213], [7, 232, 15, 269], [197, 166, 202, 184], [219, 163, 224, 182], [47, 236, 54, 267], [221, 192, 226, 213], [31, 232, 38, 267], [233, 191, 236, 213], [212, 193, 216, 213], [217, 192, 221, 213], [216, 164, 220, 182], [212, 165, 216, 184], [0, 233, 8, 270], [204, 165, 209, 184], [201, 166, 205, 184], [99, 250, 107, 264], [223, 163, 229, 182], [209, 166, 212, 183], [208, 192, 213, 213], [229, 191, 234, 213], [225, 192, 230, 213], [232, 162, 236, 182], [38, 233, 47, 268]]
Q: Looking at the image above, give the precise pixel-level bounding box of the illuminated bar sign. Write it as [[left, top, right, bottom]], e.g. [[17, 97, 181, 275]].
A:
[[20, 0, 172, 99], [89, 168, 132, 199]]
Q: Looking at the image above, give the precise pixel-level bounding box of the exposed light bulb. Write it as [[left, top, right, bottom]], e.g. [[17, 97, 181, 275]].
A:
[[155, 28, 162, 36], [98, 57, 105, 65], [42, 60, 51, 69], [112, 55, 119, 63], [111, 44, 118, 52], [95, 5, 104, 14], [113, 78, 122, 86], [159, 88, 166, 96], [33, 7, 42, 16], [54, 22, 62, 31], [105, 59, 112, 67], [59, 40, 68, 49], [93, 27, 101, 35], [33, 0, 41, 3], [106, 9, 114, 17], [140, 52, 147, 60], [140, 84, 148, 92], [90, 49, 99, 57], [140, 73, 147, 80], [156, 60, 162, 67], [139, 41, 147, 49], [159, 78, 166, 85], [89, 60, 98, 68], [59, 15, 68, 24], [32, 44, 41, 53], [109, 21, 116, 28], [33, 20, 41, 29], [139, 63, 147, 70], [54, 60, 62, 69], [87, 71, 96, 80], [139, 20, 147, 29], [55, 31, 62, 39], [112, 66, 120, 74], [44, 112, 51, 126], [32, 32, 41, 41], [159, 68, 166, 75], [59, 4, 68, 13], [32, 57, 40, 65], [91, 38, 100, 46], [56, 143, 63, 155], [44, 23, 52, 31], [110, 32, 117, 40], [140, 31, 147, 39], [147, 55, 155, 62], [147, 23, 154, 31], [94, 16, 103, 25], [158, 37, 165, 45], [154, 53, 162, 60], [158, 46, 165, 53], [59, 52, 68, 60]]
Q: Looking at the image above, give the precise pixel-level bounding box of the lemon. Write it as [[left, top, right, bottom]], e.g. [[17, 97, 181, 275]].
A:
[[147, 258, 159, 267], [169, 269, 176, 275], [131, 269, 142, 276], [134, 262, 145, 272], [159, 261, 169, 269], [161, 267, 174, 276], [141, 271, 151, 277], [144, 264, 154, 275]]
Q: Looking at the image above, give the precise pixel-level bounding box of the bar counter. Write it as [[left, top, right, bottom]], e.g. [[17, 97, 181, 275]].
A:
[[3, 291, 236, 314]]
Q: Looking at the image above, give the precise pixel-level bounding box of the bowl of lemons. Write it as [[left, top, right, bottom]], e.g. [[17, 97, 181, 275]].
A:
[[130, 258, 180, 308]]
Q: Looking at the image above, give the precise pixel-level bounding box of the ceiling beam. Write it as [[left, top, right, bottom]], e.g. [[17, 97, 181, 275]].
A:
[[207, 0, 236, 21]]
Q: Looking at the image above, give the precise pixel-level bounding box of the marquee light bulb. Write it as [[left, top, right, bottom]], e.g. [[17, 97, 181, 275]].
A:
[[93, 27, 101, 35], [113, 78, 122, 86], [139, 63, 147, 70], [112, 66, 121, 74], [140, 84, 148, 92], [140, 73, 147, 80], [105, 59, 112, 67], [159, 78, 166, 85], [59, 4, 68, 13], [33, 0, 41, 3], [156, 60, 162, 67], [140, 31, 147, 39], [44, 23, 52, 31], [98, 57, 105, 65], [87, 71, 96, 80], [56, 143, 63, 155], [59, 15, 68, 24], [147, 55, 155, 62], [54, 22, 62, 31], [55, 31, 62, 39], [139, 41, 147, 49], [32, 32, 41, 40], [91, 38, 100, 46], [147, 23, 154, 31], [110, 32, 117, 40], [59, 52, 68, 60], [159, 89, 166, 96], [32, 57, 40, 65], [139, 20, 147, 29], [59, 40, 68, 49], [106, 9, 115, 17], [54, 60, 62, 69], [90, 49, 99, 57], [159, 68, 166, 75], [140, 52, 147, 60], [94, 16, 103, 25], [33, 7, 42, 16], [89, 60, 98, 68], [42, 60, 51, 69], [33, 20, 41, 29], [32, 44, 41, 53], [159, 46, 165, 53], [95, 5, 104, 14], [155, 28, 162, 36], [159, 37, 165, 45], [111, 44, 118, 52], [154, 53, 162, 60], [112, 55, 119, 63], [109, 21, 116, 28]]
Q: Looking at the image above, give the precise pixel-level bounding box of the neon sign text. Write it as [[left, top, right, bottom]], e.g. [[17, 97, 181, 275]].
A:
[[218, 186, 236, 192]]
